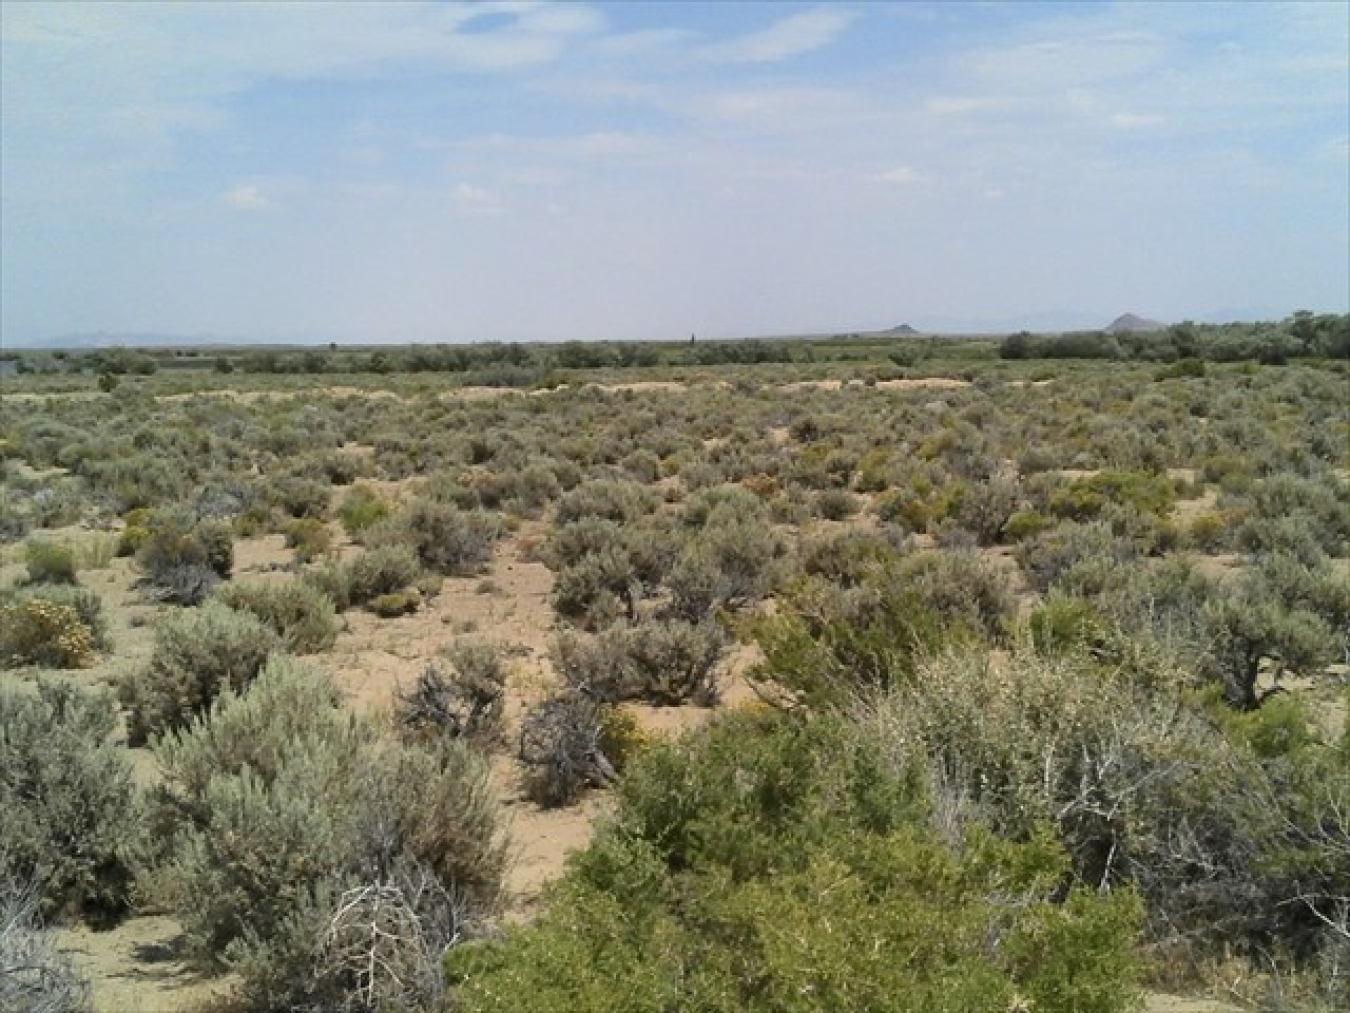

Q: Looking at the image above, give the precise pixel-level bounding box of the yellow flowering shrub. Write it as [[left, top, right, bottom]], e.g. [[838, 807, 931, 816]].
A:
[[0, 599, 95, 668]]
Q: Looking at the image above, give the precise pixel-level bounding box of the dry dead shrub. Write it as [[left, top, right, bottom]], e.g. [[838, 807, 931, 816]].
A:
[[396, 640, 506, 745], [0, 878, 92, 1013], [518, 693, 615, 808]]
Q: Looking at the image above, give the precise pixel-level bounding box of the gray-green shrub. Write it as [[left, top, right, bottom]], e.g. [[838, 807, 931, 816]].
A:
[[553, 619, 727, 706], [377, 499, 502, 577], [214, 578, 339, 653], [305, 544, 420, 611], [120, 601, 279, 743], [150, 658, 503, 1008], [0, 681, 142, 923], [554, 479, 655, 527]]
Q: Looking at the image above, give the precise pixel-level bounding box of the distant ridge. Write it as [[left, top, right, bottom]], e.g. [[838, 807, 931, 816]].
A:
[[1104, 313, 1165, 333], [884, 323, 921, 336]]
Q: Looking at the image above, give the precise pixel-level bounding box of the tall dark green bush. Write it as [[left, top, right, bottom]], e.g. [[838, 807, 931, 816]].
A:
[[453, 709, 1143, 1013]]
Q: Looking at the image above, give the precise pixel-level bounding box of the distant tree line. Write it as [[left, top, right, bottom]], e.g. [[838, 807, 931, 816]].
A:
[[7, 313, 1344, 381], [999, 312, 1350, 363]]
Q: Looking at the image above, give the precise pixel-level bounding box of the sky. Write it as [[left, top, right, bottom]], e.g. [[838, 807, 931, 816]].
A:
[[2, 1, 1347, 346]]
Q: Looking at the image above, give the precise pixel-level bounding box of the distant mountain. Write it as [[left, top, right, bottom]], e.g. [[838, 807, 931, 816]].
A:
[[1104, 313, 1166, 333], [907, 311, 1105, 334], [885, 324, 921, 336]]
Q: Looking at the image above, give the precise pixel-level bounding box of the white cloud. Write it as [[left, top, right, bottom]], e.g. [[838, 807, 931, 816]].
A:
[[874, 167, 921, 185], [702, 8, 856, 64], [1110, 111, 1163, 129], [222, 184, 278, 210], [451, 181, 501, 213]]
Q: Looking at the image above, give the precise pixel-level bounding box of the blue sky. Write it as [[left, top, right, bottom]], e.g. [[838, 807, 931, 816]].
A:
[[2, 1, 1347, 344]]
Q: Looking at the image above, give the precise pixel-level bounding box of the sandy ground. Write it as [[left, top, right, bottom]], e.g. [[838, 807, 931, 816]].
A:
[[55, 916, 237, 1013], [1142, 997, 1243, 1013]]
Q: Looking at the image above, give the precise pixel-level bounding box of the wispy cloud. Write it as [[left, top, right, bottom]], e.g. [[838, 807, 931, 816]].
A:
[[701, 8, 856, 64]]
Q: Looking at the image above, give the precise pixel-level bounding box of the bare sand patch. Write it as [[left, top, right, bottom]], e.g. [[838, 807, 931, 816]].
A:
[[585, 380, 690, 394], [1142, 996, 1243, 1013], [874, 376, 971, 390], [56, 914, 237, 1013]]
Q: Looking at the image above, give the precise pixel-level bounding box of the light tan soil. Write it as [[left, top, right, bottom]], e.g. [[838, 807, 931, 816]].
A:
[[55, 915, 237, 1013], [1142, 996, 1243, 1013]]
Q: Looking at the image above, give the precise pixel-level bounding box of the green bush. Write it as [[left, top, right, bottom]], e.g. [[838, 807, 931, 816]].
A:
[[1026, 593, 1106, 655], [0, 681, 142, 924], [336, 483, 391, 537], [214, 579, 339, 653], [120, 601, 279, 743], [1003, 508, 1054, 543], [368, 589, 421, 616], [150, 659, 503, 1008], [282, 517, 332, 562], [1047, 471, 1175, 522], [24, 540, 77, 585], [1216, 692, 1317, 760], [454, 709, 1143, 1013], [749, 574, 955, 710]]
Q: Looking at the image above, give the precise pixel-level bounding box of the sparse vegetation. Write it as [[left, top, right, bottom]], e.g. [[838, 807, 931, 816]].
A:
[[2, 326, 1347, 1008]]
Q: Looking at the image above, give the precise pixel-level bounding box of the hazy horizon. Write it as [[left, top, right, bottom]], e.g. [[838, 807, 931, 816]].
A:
[[3, 1, 1347, 347]]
